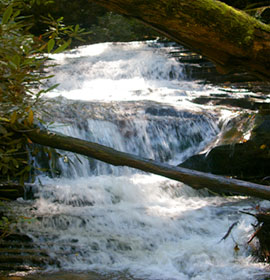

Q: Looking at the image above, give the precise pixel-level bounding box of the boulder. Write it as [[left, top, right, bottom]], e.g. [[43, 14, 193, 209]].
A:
[[180, 112, 270, 185]]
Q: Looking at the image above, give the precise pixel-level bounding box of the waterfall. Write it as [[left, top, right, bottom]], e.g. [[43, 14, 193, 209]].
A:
[[15, 41, 269, 279], [43, 99, 219, 178]]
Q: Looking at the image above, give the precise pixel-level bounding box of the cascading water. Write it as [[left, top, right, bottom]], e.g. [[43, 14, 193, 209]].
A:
[[14, 41, 270, 279]]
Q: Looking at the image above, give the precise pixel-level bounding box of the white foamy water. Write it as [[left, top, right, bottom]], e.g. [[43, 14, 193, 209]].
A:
[[46, 41, 226, 107], [16, 41, 270, 279], [20, 175, 268, 280]]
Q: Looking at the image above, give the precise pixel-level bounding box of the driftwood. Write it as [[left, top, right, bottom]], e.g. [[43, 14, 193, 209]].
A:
[[241, 208, 270, 261], [88, 0, 270, 79], [24, 128, 270, 200]]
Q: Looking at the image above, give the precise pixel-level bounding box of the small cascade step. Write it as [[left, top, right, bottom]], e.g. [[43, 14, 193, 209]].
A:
[[168, 45, 258, 83], [0, 241, 36, 249], [0, 233, 58, 275], [0, 248, 49, 256], [0, 255, 54, 265], [0, 263, 41, 272]]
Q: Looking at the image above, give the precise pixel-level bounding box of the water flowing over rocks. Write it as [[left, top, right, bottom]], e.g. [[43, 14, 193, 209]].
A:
[[2, 41, 270, 280], [171, 44, 270, 186]]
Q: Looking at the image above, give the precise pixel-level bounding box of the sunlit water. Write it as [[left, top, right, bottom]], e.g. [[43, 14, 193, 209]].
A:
[[14, 41, 270, 279]]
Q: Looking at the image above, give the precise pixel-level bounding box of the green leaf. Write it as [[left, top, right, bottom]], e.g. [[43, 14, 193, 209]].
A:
[[12, 159, 19, 168], [0, 118, 10, 123], [12, 10, 20, 19], [28, 109, 34, 125], [8, 60, 17, 70], [44, 83, 59, 93], [47, 39, 55, 53], [13, 55, 21, 67], [53, 39, 71, 54], [10, 111, 17, 125], [0, 125, 8, 135], [6, 149, 18, 154], [2, 6, 13, 25]]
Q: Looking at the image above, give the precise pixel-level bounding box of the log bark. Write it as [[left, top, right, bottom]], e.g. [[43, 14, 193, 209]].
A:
[[88, 0, 270, 79], [25, 128, 270, 200]]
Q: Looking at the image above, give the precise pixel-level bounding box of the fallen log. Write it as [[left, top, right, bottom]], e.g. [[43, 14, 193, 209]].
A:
[[24, 127, 270, 200]]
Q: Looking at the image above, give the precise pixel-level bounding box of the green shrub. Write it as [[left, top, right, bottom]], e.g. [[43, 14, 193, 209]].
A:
[[0, 0, 88, 185]]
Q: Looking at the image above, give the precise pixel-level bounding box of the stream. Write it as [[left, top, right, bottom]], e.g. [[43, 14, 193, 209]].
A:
[[7, 41, 270, 279]]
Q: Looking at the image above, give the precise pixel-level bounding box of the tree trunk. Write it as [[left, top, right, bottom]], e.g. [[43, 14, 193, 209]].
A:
[[25, 128, 270, 200], [88, 0, 270, 79]]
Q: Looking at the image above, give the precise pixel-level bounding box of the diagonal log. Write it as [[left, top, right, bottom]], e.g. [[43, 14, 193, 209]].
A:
[[25, 128, 270, 200]]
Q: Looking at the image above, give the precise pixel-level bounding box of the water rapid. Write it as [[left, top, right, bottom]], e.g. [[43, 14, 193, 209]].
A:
[[15, 41, 270, 279]]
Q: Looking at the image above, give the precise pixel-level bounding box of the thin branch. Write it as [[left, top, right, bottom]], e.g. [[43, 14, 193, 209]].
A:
[[219, 221, 239, 243]]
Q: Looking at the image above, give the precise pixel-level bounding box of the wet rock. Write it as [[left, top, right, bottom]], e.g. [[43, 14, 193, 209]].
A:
[[180, 109, 270, 184], [0, 233, 59, 275], [169, 47, 258, 83], [180, 140, 270, 183], [2, 233, 33, 243], [192, 96, 270, 110], [145, 106, 178, 117], [253, 118, 270, 141]]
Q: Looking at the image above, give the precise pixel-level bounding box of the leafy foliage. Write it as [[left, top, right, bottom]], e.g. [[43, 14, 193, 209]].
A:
[[0, 0, 87, 185], [20, 0, 158, 45], [0, 200, 35, 239], [0, 0, 90, 239], [0, 215, 14, 239], [22, 0, 104, 39]]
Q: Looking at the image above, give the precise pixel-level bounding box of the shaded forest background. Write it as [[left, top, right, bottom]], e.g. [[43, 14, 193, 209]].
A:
[[23, 0, 159, 44], [23, 0, 270, 45]]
